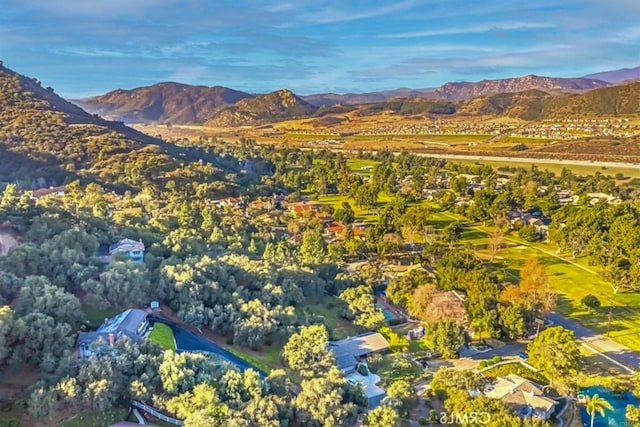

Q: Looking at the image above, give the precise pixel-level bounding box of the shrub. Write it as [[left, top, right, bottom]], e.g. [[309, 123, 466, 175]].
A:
[[491, 355, 502, 364], [357, 364, 369, 376], [419, 416, 429, 425], [511, 144, 528, 151]]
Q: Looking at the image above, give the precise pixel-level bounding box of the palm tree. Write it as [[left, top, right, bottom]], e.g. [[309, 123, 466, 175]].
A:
[[585, 393, 614, 427]]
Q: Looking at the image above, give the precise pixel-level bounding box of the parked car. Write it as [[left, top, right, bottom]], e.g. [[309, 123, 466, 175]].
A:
[[517, 352, 528, 360]]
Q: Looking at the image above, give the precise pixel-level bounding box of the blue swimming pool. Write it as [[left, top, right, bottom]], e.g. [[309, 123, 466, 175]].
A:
[[375, 303, 397, 321], [580, 386, 638, 427]]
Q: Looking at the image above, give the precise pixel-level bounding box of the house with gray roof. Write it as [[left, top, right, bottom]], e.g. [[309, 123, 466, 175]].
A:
[[328, 332, 390, 408], [77, 309, 149, 358], [328, 332, 390, 374]]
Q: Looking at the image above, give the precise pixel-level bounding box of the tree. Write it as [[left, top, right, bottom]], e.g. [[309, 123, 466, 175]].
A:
[[282, 325, 336, 378], [363, 405, 400, 427], [426, 321, 465, 359], [581, 294, 601, 313], [300, 227, 327, 265], [85, 261, 156, 308], [166, 383, 228, 426], [294, 367, 355, 427], [385, 380, 417, 417], [488, 229, 504, 261], [498, 303, 530, 340], [517, 258, 556, 315], [430, 367, 484, 399], [0, 306, 13, 365], [527, 326, 580, 385], [518, 224, 540, 242], [0, 183, 18, 207], [338, 285, 385, 330], [585, 393, 613, 427]]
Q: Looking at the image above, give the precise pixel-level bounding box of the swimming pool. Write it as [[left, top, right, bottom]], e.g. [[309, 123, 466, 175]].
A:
[[375, 303, 397, 321], [580, 386, 638, 427]]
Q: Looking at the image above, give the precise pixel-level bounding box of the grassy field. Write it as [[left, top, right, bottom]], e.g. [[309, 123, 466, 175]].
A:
[[304, 298, 365, 340], [224, 345, 280, 374], [149, 323, 176, 350], [82, 305, 119, 328], [62, 408, 128, 427]]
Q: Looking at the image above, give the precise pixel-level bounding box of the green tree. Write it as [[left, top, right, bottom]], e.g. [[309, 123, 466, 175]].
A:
[[294, 367, 355, 427], [0, 183, 18, 207], [585, 394, 613, 427], [282, 325, 336, 378], [385, 379, 417, 417], [363, 405, 400, 426], [166, 383, 228, 426], [581, 294, 601, 313], [426, 321, 465, 359], [300, 227, 327, 265], [527, 326, 580, 385]]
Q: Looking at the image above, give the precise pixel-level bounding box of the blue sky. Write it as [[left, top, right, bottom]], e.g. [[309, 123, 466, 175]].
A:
[[1, 0, 639, 98]]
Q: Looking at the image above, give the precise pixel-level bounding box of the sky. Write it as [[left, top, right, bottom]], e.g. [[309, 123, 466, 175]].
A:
[[1, 0, 639, 98]]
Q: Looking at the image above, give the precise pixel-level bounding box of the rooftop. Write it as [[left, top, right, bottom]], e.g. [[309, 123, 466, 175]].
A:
[[329, 332, 390, 360], [485, 374, 556, 413]]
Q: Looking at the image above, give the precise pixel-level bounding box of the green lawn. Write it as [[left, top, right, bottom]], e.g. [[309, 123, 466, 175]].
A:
[[424, 207, 640, 351], [346, 158, 380, 174], [62, 408, 128, 427], [304, 298, 365, 340], [224, 345, 279, 374], [149, 323, 176, 350], [372, 353, 423, 385], [82, 305, 119, 328]]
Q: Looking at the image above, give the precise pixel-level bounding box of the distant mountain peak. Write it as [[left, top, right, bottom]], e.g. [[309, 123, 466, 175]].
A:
[[77, 82, 253, 124]]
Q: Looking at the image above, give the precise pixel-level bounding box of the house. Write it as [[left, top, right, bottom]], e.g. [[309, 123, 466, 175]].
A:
[[287, 202, 319, 216], [325, 221, 346, 237], [30, 185, 67, 200], [329, 332, 390, 408], [485, 374, 557, 419], [109, 238, 145, 263], [77, 309, 150, 358], [328, 332, 390, 375]]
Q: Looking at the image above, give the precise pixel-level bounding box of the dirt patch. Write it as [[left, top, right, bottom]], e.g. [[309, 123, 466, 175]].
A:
[[0, 232, 18, 256]]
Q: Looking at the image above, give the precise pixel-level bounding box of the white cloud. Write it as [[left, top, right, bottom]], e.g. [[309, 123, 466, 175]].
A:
[[378, 22, 555, 39]]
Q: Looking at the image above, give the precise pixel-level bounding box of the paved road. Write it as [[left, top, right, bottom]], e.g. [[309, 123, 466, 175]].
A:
[[426, 342, 527, 371], [547, 312, 639, 372], [150, 318, 268, 377]]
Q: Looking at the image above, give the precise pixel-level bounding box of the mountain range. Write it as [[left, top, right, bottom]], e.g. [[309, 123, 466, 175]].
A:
[[0, 62, 225, 190], [75, 66, 638, 125]]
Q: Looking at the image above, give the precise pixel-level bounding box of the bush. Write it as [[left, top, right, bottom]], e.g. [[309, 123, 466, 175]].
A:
[[357, 363, 369, 376], [518, 224, 540, 242], [419, 416, 429, 425], [511, 143, 528, 151], [388, 317, 405, 326], [478, 360, 489, 369], [491, 355, 502, 364], [226, 337, 234, 345]]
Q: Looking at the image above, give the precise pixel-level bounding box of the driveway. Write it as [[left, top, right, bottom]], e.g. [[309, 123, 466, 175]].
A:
[[150, 318, 267, 377], [547, 312, 639, 372]]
